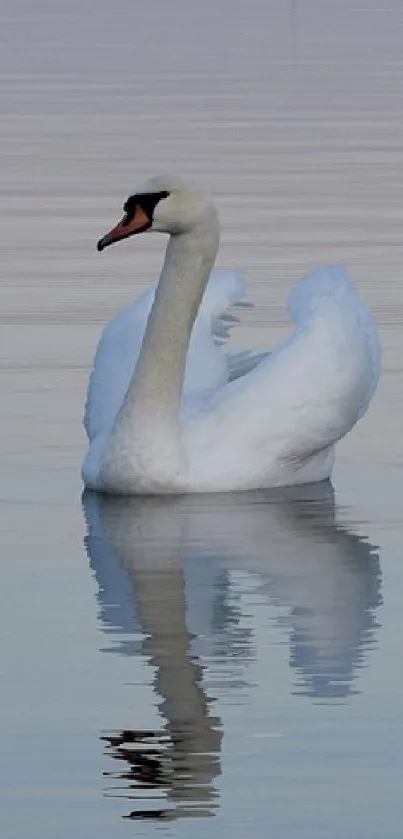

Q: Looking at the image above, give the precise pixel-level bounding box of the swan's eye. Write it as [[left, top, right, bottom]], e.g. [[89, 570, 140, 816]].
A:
[[123, 191, 170, 224], [137, 191, 170, 217], [122, 197, 137, 225]]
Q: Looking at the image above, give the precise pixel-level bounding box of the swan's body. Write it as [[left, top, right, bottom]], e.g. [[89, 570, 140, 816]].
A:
[[83, 175, 380, 495]]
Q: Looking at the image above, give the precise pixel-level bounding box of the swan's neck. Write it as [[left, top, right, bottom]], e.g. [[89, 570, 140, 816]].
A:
[[108, 214, 219, 481], [132, 220, 218, 417]]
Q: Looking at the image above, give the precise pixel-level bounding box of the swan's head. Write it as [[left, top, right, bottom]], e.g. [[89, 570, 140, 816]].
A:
[[97, 175, 217, 251]]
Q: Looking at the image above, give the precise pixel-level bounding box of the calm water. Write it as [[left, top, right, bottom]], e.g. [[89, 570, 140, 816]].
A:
[[1, 1, 403, 836]]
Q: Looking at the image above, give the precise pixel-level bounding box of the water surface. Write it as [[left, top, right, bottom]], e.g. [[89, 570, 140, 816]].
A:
[[1, 1, 403, 837]]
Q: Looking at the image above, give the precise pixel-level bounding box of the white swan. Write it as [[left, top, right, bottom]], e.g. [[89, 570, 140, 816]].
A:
[[83, 175, 380, 495]]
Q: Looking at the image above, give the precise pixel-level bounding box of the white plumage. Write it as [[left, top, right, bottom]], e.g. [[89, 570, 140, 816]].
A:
[[83, 176, 380, 495]]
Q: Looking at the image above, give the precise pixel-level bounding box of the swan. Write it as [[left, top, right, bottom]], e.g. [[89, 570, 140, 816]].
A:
[[83, 175, 380, 495]]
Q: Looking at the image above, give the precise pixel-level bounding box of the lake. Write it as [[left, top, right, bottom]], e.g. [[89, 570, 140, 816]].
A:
[[1, 1, 402, 836]]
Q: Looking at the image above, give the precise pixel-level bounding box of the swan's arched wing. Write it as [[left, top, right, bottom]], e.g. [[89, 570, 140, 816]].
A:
[[84, 288, 154, 442], [185, 267, 381, 489], [84, 269, 247, 442]]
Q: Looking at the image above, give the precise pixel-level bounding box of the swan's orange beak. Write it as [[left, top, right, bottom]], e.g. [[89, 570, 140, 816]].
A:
[[97, 205, 151, 251]]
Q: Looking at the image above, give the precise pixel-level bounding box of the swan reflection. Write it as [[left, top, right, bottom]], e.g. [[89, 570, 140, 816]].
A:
[[83, 483, 381, 819]]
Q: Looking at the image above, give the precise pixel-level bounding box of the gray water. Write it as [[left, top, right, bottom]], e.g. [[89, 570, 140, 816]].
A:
[[1, 1, 402, 836]]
